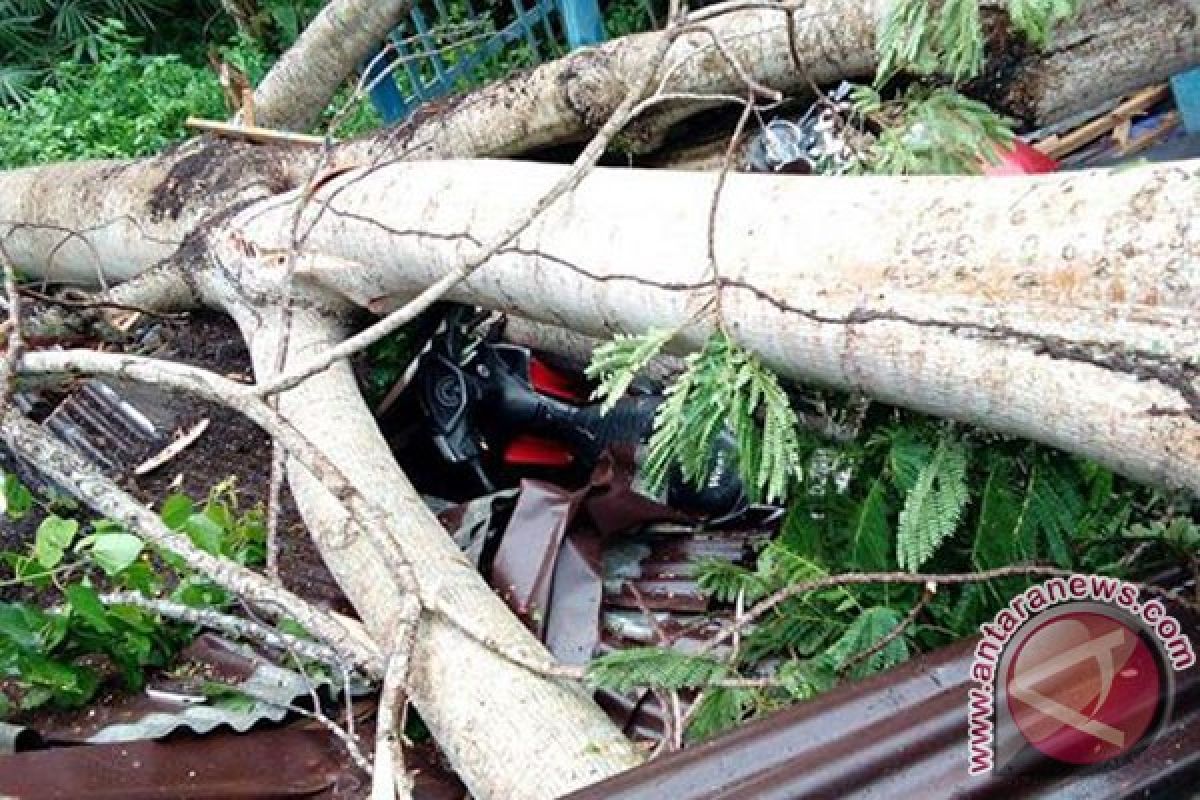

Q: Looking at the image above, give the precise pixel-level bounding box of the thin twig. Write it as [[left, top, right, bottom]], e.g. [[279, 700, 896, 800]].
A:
[[372, 650, 414, 800], [16, 286, 187, 319]]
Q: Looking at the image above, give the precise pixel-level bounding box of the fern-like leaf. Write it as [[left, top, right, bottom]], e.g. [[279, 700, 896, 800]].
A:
[[934, 0, 985, 83], [850, 478, 892, 570], [686, 686, 755, 742], [1007, 0, 1080, 47], [896, 436, 969, 572], [642, 333, 802, 504], [585, 328, 675, 413], [586, 647, 729, 693], [827, 606, 912, 678], [695, 557, 770, 604]]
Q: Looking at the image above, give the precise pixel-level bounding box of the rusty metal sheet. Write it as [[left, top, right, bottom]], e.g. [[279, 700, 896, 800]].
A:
[[563, 631, 1200, 800], [0, 726, 356, 799], [490, 480, 581, 637]]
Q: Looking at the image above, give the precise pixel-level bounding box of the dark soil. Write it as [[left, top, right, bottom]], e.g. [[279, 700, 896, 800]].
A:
[[0, 307, 352, 614]]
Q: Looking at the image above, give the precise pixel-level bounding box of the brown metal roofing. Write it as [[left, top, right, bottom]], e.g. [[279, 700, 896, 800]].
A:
[[564, 631, 1200, 800]]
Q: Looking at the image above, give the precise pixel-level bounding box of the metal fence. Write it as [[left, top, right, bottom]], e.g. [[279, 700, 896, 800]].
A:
[[366, 0, 616, 124], [369, 0, 662, 123]]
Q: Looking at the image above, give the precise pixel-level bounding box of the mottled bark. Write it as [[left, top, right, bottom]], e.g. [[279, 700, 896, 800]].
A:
[[343, 0, 1200, 162], [235, 158, 1200, 493]]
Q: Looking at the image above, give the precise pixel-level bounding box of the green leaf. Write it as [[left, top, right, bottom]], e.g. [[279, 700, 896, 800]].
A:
[[642, 333, 802, 505], [203, 683, 257, 712], [828, 606, 911, 679], [686, 687, 755, 742], [777, 658, 837, 700], [587, 647, 729, 693], [89, 532, 144, 576], [586, 328, 675, 413], [35, 515, 79, 569], [159, 493, 194, 529], [3, 473, 33, 520], [971, 460, 1026, 570], [1007, 0, 1080, 47], [850, 479, 891, 570], [65, 584, 113, 633], [896, 436, 970, 572], [0, 604, 42, 651], [183, 513, 224, 555], [115, 561, 161, 594]]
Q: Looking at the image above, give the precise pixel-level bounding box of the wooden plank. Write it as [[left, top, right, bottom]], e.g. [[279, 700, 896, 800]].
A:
[[185, 118, 330, 147], [1035, 83, 1170, 159]]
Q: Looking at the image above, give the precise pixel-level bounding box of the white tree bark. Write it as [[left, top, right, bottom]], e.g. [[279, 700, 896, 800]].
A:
[[232, 158, 1200, 492], [248, 0, 414, 131], [344, 0, 1200, 161]]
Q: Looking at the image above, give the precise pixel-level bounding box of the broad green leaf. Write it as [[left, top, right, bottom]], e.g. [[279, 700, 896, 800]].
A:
[[3, 474, 33, 520], [159, 493, 194, 529], [89, 532, 144, 576], [35, 516, 79, 569], [0, 604, 41, 651], [183, 513, 224, 555]]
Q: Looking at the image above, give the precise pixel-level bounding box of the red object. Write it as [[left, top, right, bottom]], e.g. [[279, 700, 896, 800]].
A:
[[529, 357, 587, 402], [504, 434, 576, 467], [982, 139, 1059, 175]]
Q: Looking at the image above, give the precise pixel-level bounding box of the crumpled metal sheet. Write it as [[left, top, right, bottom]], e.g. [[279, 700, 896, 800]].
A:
[[442, 459, 772, 738], [28, 634, 366, 745], [40, 380, 169, 476], [564, 625, 1200, 800], [0, 725, 359, 800]]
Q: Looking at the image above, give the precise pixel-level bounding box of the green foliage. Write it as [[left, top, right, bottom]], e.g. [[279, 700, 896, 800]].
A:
[[0, 22, 227, 167], [585, 393, 1179, 738], [851, 85, 1015, 176], [1008, 0, 1082, 48], [587, 647, 729, 694], [0, 471, 270, 716], [0, 0, 226, 104], [586, 328, 674, 413], [827, 606, 910, 678], [603, 0, 662, 38], [876, 0, 1081, 84], [896, 435, 969, 572], [633, 332, 803, 505], [686, 686, 756, 742]]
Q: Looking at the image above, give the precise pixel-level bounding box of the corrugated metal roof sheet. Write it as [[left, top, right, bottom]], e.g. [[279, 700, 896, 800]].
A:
[[565, 631, 1200, 800]]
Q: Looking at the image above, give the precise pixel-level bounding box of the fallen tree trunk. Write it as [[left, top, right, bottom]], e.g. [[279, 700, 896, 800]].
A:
[[346, 0, 1200, 161], [232, 159, 1200, 491]]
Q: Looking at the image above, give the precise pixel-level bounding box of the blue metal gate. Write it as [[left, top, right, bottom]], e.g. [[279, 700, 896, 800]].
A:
[[366, 0, 610, 124]]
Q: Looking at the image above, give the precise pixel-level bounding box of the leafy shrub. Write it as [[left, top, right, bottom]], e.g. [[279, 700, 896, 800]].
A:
[[0, 473, 269, 716], [0, 22, 228, 168]]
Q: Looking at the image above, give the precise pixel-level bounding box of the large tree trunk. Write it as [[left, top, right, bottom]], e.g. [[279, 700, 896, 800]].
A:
[[344, 0, 1200, 162], [228, 159, 1200, 492]]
